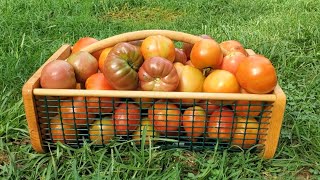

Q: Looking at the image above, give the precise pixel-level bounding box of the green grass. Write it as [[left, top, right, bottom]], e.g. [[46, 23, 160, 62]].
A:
[[1, 0, 320, 179]]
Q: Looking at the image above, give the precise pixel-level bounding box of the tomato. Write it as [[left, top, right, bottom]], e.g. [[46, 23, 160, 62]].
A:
[[85, 73, 119, 114], [89, 117, 114, 145], [219, 40, 248, 56], [182, 106, 207, 139], [174, 48, 187, 64], [220, 52, 248, 75], [59, 97, 95, 126], [138, 57, 179, 91], [185, 60, 195, 67], [236, 55, 277, 94], [196, 100, 220, 115], [104, 43, 143, 90], [132, 117, 160, 145], [128, 40, 144, 47], [233, 99, 264, 118], [182, 34, 213, 59], [131, 87, 154, 108], [203, 70, 240, 93], [207, 107, 235, 141], [113, 103, 140, 135], [232, 118, 259, 148], [48, 116, 78, 143], [98, 47, 112, 73], [72, 37, 102, 60], [141, 35, 175, 62], [148, 100, 181, 134], [190, 39, 223, 69]]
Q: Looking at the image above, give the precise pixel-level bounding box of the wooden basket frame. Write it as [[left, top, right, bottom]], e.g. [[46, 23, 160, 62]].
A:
[[22, 30, 286, 159]]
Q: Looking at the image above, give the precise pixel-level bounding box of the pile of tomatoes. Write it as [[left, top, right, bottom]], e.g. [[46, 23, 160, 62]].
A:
[[40, 34, 278, 149]]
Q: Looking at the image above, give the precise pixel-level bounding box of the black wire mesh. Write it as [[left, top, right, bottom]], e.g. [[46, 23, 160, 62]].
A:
[[35, 95, 272, 152]]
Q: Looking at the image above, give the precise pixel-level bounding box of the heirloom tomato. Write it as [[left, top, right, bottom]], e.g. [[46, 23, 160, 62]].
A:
[[89, 117, 114, 144], [203, 70, 240, 93], [113, 103, 140, 135], [220, 52, 248, 75], [219, 40, 248, 56], [141, 35, 175, 62], [182, 106, 207, 139], [48, 116, 78, 143], [72, 37, 102, 60], [232, 118, 259, 148]]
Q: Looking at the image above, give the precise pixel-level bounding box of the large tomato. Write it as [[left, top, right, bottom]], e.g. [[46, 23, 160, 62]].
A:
[[104, 43, 143, 90], [233, 100, 264, 118], [59, 97, 95, 126], [190, 39, 223, 69], [98, 47, 112, 73], [72, 37, 102, 60], [203, 70, 240, 93], [89, 117, 114, 145], [196, 100, 220, 115], [182, 34, 213, 59], [207, 107, 235, 141], [220, 52, 248, 75], [132, 117, 160, 145], [148, 100, 181, 134], [182, 106, 207, 139], [140, 35, 175, 62], [48, 116, 78, 143], [85, 73, 119, 114], [113, 103, 140, 135], [219, 40, 248, 56], [174, 48, 187, 64], [138, 57, 179, 91], [232, 118, 259, 149], [236, 55, 277, 94]]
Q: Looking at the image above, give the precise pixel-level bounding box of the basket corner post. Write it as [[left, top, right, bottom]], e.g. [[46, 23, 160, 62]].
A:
[[260, 84, 286, 159]]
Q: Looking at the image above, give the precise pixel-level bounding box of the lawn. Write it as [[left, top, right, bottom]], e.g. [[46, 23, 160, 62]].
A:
[[0, 0, 320, 179]]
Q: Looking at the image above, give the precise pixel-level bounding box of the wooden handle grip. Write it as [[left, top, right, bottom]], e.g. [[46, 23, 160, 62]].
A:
[[81, 30, 203, 53]]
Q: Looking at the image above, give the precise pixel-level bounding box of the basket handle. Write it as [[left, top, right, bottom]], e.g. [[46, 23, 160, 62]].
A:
[[81, 30, 203, 53]]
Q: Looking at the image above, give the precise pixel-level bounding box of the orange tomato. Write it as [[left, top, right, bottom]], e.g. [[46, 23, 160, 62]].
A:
[[85, 73, 119, 114], [203, 70, 240, 93], [220, 52, 248, 75], [232, 118, 259, 149], [98, 47, 113, 73], [233, 100, 264, 118], [89, 117, 115, 145], [49, 116, 78, 143], [182, 106, 207, 139], [148, 100, 181, 134], [207, 107, 235, 141], [219, 40, 248, 56], [236, 55, 277, 94], [141, 35, 175, 62], [72, 37, 102, 60], [190, 39, 223, 69], [113, 103, 140, 135]]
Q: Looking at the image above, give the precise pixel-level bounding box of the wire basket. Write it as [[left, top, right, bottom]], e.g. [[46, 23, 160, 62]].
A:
[[22, 30, 286, 159]]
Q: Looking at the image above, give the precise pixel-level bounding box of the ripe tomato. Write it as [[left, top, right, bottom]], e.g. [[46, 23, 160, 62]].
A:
[[219, 40, 248, 56], [190, 39, 223, 69], [98, 47, 112, 73], [72, 37, 102, 60], [196, 100, 220, 115], [182, 106, 207, 139], [141, 35, 175, 62], [104, 43, 143, 90], [236, 55, 277, 94], [138, 57, 179, 91], [49, 116, 78, 143], [232, 118, 259, 148], [220, 52, 248, 75], [148, 100, 181, 134], [182, 34, 213, 59], [113, 103, 140, 135], [89, 117, 114, 145], [59, 97, 95, 126], [132, 117, 160, 145], [85, 73, 119, 114], [207, 107, 235, 141], [203, 70, 240, 93], [174, 48, 187, 64], [233, 100, 264, 118]]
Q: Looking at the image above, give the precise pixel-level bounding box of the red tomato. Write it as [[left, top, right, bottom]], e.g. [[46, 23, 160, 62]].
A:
[[141, 35, 175, 62], [233, 100, 264, 118], [48, 117, 78, 143], [98, 47, 112, 73], [72, 37, 102, 60], [220, 52, 248, 75], [59, 97, 95, 126], [196, 100, 220, 115], [236, 55, 277, 94], [232, 118, 259, 148], [182, 106, 207, 139], [182, 34, 213, 59], [190, 39, 223, 69], [219, 40, 248, 56], [174, 48, 187, 64], [138, 57, 179, 91], [104, 43, 144, 90], [207, 107, 235, 141], [203, 70, 240, 93], [113, 103, 140, 135], [148, 100, 181, 134], [85, 73, 119, 114]]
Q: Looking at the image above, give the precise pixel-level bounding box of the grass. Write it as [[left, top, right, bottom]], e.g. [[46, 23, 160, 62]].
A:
[[0, 0, 320, 179]]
